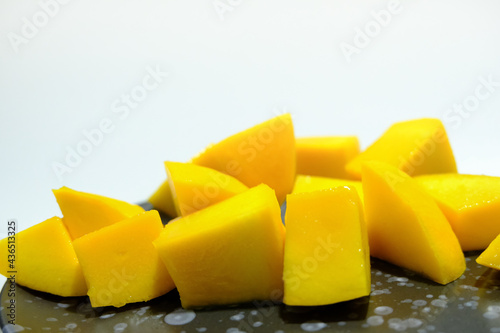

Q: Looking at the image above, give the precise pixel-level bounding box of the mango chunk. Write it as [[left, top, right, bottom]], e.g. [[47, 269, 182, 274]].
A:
[[149, 179, 178, 218], [191, 114, 296, 204], [346, 118, 457, 180], [362, 161, 465, 284], [53, 186, 144, 239], [165, 161, 248, 216], [153, 184, 285, 309], [0, 217, 87, 297], [296, 136, 359, 179], [283, 187, 370, 306], [292, 175, 364, 204], [73, 210, 174, 307], [415, 174, 500, 251], [477, 233, 500, 270]]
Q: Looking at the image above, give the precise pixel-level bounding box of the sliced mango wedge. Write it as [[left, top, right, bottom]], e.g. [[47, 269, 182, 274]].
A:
[[0, 216, 87, 296], [477, 233, 500, 270], [283, 187, 370, 306], [296, 136, 359, 179], [362, 161, 465, 285], [346, 118, 457, 179], [165, 161, 248, 216], [53, 187, 144, 239], [191, 114, 296, 203], [415, 174, 500, 251], [73, 210, 174, 308], [292, 175, 364, 204], [149, 179, 178, 218], [153, 184, 285, 309]]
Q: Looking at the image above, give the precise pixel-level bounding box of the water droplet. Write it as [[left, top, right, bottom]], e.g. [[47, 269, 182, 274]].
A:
[[99, 313, 116, 319], [484, 312, 500, 320], [57, 303, 71, 308], [253, 321, 263, 327], [431, 299, 447, 308], [300, 320, 327, 331], [226, 328, 246, 333], [113, 323, 128, 332], [374, 306, 393, 315], [196, 328, 207, 332], [367, 316, 384, 326], [413, 300, 427, 307], [164, 309, 197, 325], [230, 312, 245, 321], [407, 318, 423, 328], [46, 318, 57, 322]]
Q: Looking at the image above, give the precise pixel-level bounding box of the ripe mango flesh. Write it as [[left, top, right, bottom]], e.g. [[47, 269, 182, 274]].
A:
[[296, 136, 359, 179], [292, 175, 364, 204], [346, 118, 457, 180], [165, 161, 248, 216], [415, 174, 500, 251], [283, 187, 370, 306], [477, 233, 500, 270], [53, 187, 144, 239], [362, 161, 465, 285], [153, 184, 286, 309], [73, 210, 174, 307], [0, 216, 87, 297], [191, 114, 296, 204], [149, 179, 178, 218]]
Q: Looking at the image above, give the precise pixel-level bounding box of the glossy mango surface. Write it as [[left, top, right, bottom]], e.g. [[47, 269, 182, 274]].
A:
[[0, 216, 87, 296], [191, 114, 296, 203], [296, 136, 359, 179], [362, 161, 465, 285], [153, 184, 285, 309], [346, 118, 457, 179], [73, 211, 174, 307], [283, 187, 370, 306], [416, 174, 500, 251]]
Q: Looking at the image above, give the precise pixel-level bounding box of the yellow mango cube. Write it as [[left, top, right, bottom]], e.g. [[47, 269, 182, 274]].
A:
[[165, 161, 248, 216], [191, 114, 296, 204], [73, 210, 174, 307], [362, 161, 465, 285], [346, 118, 457, 179], [477, 233, 500, 270], [283, 187, 370, 306], [296, 136, 359, 179], [292, 175, 364, 204], [149, 179, 178, 218], [0, 217, 87, 296], [153, 184, 285, 309], [53, 187, 144, 239], [415, 174, 500, 251]]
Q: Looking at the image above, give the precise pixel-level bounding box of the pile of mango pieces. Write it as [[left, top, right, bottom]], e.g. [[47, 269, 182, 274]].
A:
[[3, 114, 500, 309]]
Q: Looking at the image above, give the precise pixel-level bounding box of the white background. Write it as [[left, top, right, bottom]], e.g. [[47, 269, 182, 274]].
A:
[[1, 0, 499, 240]]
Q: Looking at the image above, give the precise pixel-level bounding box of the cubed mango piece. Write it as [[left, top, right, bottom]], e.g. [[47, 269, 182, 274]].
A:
[[191, 114, 296, 204], [292, 175, 364, 204], [477, 233, 500, 270], [362, 161, 465, 284], [149, 179, 178, 218], [165, 161, 248, 216], [346, 118, 457, 179], [0, 217, 87, 296], [73, 210, 174, 307], [53, 186, 144, 239], [415, 174, 500, 251], [153, 184, 285, 309], [283, 187, 370, 306], [296, 136, 359, 179]]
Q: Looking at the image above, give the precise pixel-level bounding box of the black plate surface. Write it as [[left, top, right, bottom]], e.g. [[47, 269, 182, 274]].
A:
[[2, 204, 500, 332]]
